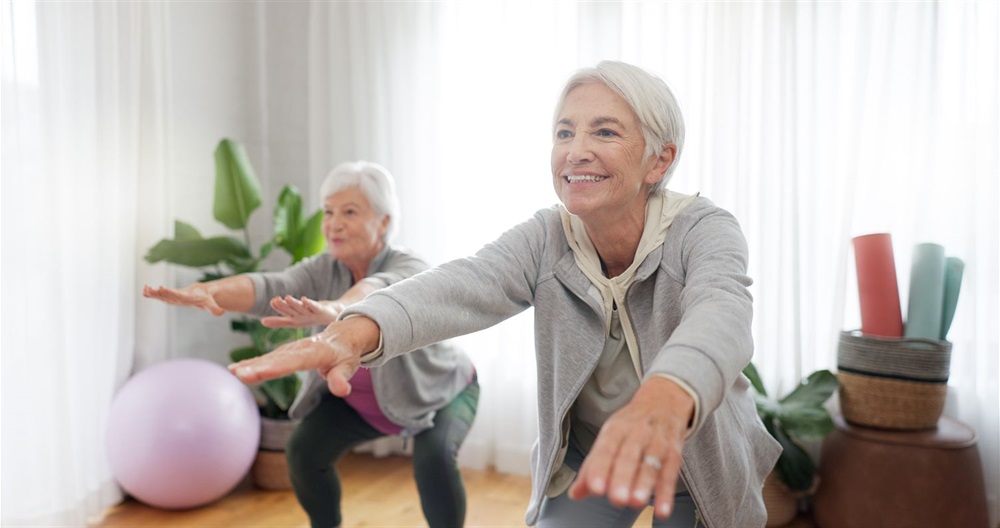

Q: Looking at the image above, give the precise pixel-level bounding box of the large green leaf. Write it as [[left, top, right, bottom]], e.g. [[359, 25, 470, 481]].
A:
[[173, 220, 202, 241], [273, 185, 304, 257], [144, 236, 252, 267], [213, 138, 262, 230], [294, 210, 326, 263], [259, 375, 301, 411], [780, 370, 838, 408], [779, 407, 835, 441], [766, 418, 816, 491], [743, 362, 768, 397]]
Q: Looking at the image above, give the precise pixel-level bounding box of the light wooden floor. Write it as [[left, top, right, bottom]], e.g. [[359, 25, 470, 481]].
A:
[[95, 452, 650, 527], [92, 453, 821, 527]]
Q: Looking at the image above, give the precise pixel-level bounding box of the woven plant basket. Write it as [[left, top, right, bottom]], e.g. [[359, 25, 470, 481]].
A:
[[837, 331, 951, 430], [762, 471, 798, 527], [251, 450, 292, 490]]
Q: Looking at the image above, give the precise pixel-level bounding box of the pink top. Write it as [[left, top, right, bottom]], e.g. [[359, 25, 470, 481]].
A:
[[343, 368, 404, 435]]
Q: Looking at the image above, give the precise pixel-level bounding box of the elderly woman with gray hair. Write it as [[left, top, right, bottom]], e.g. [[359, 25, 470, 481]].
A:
[[230, 61, 780, 527], [144, 161, 479, 528]]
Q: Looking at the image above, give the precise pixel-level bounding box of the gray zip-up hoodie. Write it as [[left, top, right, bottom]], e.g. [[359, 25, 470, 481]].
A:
[[345, 195, 781, 527], [246, 246, 475, 434]]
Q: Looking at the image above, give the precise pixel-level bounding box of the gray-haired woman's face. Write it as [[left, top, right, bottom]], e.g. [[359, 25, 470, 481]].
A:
[[551, 82, 665, 223], [322, 186, 389, 267]]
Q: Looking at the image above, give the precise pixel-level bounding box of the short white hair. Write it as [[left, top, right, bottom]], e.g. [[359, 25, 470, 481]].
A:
[[554, 61, 685, 192], [318, 161, 401, 242]]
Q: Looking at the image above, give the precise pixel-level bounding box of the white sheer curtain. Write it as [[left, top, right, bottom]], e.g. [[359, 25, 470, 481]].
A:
[[3, 1, 995, 525], [304, 0, 998, 522], [0, 0, 171, 525]]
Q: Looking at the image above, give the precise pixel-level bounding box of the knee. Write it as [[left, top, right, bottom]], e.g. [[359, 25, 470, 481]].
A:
[[286, 428, 331, 471]]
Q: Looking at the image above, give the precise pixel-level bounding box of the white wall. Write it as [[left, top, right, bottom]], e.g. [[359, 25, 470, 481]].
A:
[[146, 3, 314, 367]]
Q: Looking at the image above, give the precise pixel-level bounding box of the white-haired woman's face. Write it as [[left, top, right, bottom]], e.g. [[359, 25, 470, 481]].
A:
[[322, 187, 389, 268], [551, 82, 667, 223]]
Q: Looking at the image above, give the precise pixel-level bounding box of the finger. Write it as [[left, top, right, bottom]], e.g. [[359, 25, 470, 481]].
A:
[[325, 362, 357, 397], [228, 342, 319, 383], [260, 316, 297, 328], [300, 296, 324, 314], [568, 430, 621, 500], [283, 295, 311, 316], [652, 448, 683, 519], [629, 440, 668, 509], [270, 295, 299, 314], [606, 433, 646, 508]]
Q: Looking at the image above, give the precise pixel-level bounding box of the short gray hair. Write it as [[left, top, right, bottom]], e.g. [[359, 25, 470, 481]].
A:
[[318, 161, 401, 242], [554, 60, 685, 192]]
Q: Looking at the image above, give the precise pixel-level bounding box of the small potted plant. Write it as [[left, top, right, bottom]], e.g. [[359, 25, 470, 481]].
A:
[[743, 362, 838, 527], [145, 138, 325, 489]]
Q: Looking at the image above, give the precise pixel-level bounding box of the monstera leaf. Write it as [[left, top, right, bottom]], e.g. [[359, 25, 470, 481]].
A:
[[744, 362, 838, 491], [213, 139, 262, 230]]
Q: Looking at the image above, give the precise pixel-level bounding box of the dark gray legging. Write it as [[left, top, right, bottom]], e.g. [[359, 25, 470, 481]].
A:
[[286, 377, 480, 528]]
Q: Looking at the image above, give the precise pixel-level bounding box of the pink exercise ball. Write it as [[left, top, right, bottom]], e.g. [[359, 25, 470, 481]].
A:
[[106, 358, 260, 509]]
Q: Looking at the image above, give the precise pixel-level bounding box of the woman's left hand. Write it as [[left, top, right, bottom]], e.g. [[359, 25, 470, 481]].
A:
[[568, 377, 695, 520], [261, 295, 343, 328]]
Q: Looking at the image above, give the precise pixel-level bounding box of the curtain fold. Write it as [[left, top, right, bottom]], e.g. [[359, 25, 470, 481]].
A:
[[1, 1, 171, 524]]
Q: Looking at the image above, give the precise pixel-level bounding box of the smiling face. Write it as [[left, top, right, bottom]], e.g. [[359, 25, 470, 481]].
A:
[[322, 187, 389, 277], [551, 82, 674, 225]]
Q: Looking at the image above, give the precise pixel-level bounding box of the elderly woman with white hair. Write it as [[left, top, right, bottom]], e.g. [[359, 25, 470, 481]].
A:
[[144, 161, 479, 528], [230, 61, 780, 527]]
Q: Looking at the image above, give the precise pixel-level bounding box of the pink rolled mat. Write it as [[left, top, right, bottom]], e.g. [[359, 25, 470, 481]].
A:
[[853, 233, 904, 337]]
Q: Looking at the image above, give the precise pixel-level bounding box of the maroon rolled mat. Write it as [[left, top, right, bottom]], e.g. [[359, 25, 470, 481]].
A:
[[853, 233, 904, 337]]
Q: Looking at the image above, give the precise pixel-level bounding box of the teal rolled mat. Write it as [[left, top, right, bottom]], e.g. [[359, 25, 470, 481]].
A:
[[940, 257, 964, 340], [905, 243, 946, 339]]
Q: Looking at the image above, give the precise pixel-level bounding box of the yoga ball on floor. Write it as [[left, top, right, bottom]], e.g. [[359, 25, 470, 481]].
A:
[[106, 358, 260, 509]]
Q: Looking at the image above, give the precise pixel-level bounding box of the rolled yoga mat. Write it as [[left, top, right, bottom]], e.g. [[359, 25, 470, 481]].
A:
[[853, 233, 904, 337], [940, 257, 964, 340], [905, 243, 946, 340]]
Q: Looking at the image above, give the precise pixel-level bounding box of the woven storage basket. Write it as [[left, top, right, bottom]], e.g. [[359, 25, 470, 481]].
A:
[[837, 331, 951, 430], [251, 450, 292, 490]]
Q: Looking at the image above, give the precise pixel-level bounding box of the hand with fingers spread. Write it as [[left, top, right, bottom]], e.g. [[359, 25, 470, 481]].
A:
[[143, 283, 226, 316], [569, 377, 694, 520], [261, 295, 343, 328], [229, 316, 381, 397]]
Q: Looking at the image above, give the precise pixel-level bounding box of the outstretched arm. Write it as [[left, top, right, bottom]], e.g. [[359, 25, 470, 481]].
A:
[[143, 275, 256, 316]]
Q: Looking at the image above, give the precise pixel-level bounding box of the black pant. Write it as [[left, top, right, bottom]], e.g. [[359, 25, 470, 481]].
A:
[[286, 377, 480, 528]]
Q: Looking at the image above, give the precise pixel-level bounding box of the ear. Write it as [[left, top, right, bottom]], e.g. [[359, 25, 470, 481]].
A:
[[644, 143, 677, 187], [378, 215, 390, 237]]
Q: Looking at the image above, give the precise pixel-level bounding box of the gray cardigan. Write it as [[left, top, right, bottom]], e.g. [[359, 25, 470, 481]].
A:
[[246, 246, 475, 434], [345, 196, 781, 527]]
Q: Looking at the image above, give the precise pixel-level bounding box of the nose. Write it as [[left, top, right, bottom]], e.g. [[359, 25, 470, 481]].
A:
[[323, 215, 343, 234], [566, 134, 593, 165]]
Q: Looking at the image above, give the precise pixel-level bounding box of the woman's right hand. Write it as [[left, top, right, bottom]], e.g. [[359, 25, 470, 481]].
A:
[[142, 284, 225, 316], [229, 316, 381, 396], [261, 295, 342, 328]]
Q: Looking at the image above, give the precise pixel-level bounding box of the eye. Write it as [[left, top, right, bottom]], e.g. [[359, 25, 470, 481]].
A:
[[596, 128, 618, 138], [323, 209, 333, 217], [344, 208, 358, 216], [555, 129, 573, 140]]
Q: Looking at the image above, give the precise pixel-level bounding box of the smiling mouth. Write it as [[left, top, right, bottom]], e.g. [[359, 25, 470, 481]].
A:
[[565, 175, 607, 183]]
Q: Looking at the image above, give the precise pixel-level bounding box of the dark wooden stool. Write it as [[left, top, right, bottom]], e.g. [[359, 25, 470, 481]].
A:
[[813, 415, 988, 528]]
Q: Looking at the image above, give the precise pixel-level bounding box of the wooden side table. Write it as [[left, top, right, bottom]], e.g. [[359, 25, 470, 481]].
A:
[[813, 415, 988, 528]]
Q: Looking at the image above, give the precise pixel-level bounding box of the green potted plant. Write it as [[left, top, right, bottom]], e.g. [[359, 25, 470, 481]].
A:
[[743, 362, 838, 527], [145, 138, 325, 488]]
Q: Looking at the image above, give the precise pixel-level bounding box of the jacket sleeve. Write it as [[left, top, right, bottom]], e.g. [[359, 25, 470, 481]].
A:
[[646, 207, 754, 433], [361, 248, 429, 289], [245, 255, 329, 317], [342, 211, 550, 367]]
